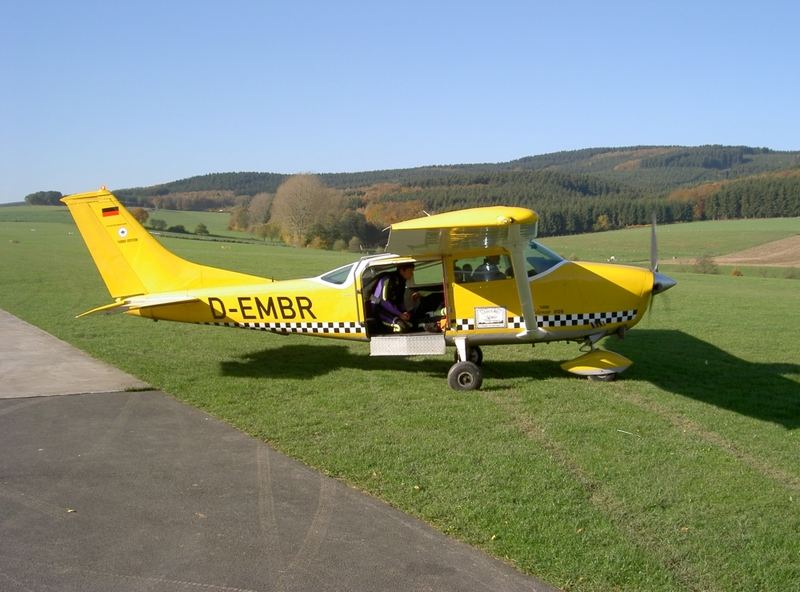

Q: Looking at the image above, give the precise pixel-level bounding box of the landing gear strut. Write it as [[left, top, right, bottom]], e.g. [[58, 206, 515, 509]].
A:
[[453, 345, 483, 366]]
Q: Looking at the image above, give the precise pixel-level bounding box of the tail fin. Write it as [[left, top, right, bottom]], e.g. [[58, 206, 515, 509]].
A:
[[62, 188, 270, 299]]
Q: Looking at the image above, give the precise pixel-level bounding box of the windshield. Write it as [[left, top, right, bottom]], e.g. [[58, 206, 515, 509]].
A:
[[319, 263, 354, 285], [524, 240, 564, 277]]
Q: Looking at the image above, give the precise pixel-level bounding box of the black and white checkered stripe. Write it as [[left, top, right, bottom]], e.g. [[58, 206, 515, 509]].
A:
[[537, 309, 637, 327], [456, 309, 638, 331], [205, 321, 364, 335]]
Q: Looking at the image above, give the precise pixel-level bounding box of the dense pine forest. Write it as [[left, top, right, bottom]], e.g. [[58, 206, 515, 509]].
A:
[[27, 145, 800, 247]]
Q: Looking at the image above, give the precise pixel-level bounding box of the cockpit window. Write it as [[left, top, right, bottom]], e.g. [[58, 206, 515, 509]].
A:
[[320, 264, 354, 285], [454, 255, 513, 283], [524, 240, 564, 276]]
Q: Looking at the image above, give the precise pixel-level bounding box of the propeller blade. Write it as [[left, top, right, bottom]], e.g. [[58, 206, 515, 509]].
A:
[[650, 211, 658, 272], [647, 212, 676, 321]]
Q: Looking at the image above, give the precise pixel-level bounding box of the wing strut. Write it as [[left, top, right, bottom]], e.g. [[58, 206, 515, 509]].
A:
[[506, 226, 545, 341]]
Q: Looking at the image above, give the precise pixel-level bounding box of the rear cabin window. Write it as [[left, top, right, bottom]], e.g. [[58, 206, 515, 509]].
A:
[[320, 264, 354, 285]]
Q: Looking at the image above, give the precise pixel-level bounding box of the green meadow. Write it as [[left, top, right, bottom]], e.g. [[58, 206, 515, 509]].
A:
[[544, 217, 798, 263], [1, 208, 798, 591], [0, 204, 250, 239], [143, 208, 244, 238]]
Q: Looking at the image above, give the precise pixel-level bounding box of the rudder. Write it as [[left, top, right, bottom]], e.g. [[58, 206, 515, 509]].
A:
[[62, 188, 269, 299]]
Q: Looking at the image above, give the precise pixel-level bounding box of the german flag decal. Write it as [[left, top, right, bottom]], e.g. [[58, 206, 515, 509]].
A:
[[102, 206, 120, 217]]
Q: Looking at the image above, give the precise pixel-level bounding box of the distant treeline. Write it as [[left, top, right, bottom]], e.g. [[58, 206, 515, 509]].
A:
[[369, 172, 678, 235], [640, 146, 771, 170], [704, 175, 800, 219], [27, 146, 800, 245], [125, 190, 243, 211], [113, 145, 800, 200], [116, 173, 288, 200], [363, 167, 800, 235], [24, 191, 63, 205]]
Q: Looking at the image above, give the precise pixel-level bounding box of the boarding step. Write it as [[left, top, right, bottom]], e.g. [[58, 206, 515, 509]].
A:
[[370, 334, 446, 356]]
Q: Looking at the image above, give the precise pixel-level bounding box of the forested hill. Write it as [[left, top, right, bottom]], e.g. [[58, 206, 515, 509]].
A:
[[116, 145, 800, 200], [40, 144, 793, 244]]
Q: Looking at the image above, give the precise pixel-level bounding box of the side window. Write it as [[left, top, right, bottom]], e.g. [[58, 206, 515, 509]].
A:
[[320, 264, 354, 285], [454, 255, 513, 283]]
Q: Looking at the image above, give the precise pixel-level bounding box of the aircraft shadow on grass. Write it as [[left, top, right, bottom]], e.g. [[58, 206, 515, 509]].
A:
[[608, 330, 800, 430], [220, 330, 799, 429], [219, 344, 565, 387]]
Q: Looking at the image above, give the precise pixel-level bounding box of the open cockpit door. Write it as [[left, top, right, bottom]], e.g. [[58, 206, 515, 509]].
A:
[[357, 256, 448, 356]]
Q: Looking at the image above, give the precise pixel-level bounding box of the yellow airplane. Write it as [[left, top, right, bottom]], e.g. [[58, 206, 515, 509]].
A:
[[62, 188, 676, 390]]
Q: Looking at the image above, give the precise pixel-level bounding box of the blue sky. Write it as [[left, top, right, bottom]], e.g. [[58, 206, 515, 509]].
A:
[[2, 0, 798, 202]]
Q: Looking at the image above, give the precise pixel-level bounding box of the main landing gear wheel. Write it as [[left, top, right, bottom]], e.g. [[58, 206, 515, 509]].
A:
[[447, 361, 483, 391], [453, 345, 483, 366]]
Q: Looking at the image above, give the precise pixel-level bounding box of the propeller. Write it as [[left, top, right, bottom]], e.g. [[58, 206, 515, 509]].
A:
[[647, 212, 677, 320], [650, 211, 658, 272]]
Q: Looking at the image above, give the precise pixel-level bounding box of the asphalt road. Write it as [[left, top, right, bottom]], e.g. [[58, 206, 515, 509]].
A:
[[0, 309, 556, 592]]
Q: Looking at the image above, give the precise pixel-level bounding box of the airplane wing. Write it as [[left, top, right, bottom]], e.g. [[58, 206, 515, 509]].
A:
[[386, 206, 539, 257], [77, 294, 200, 318], [387, 206, 544, 340]]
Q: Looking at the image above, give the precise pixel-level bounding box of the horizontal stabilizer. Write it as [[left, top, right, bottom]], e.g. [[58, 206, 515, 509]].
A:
[[77, 295, 200, 318]]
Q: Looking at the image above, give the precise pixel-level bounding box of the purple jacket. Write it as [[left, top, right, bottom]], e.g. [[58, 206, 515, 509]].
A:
[[372, 272, 406, 323]]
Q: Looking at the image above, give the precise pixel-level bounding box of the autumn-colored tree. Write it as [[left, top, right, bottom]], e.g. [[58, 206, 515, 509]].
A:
[[348, 236, 362, 252], [360, 183, 404, 202], [307, 236, 327, 250], [253, 222, 281, 243], [594, 214, 610, 231], [152, 190, 237, 211], [364, 199, 425, 228], [269, 175, 344, 246], [227, 205, 250, 231], [129, 207, 149, 225], [246, 193, 274, 228]]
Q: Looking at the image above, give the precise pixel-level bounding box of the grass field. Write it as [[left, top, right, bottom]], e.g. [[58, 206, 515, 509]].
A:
[[143, 208, 245, 238], [0, 205, 251, 240], [543, 217, 799, 264], [1, 213, 799, 591]]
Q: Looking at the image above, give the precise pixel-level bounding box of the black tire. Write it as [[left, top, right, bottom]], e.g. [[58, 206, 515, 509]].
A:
[[453, 346, 483, 366], [587, 372, 617, 382], [447, 361, 483, 391]]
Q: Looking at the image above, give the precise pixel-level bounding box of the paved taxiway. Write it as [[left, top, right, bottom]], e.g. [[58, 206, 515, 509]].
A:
[[0, 309, 555, 591]]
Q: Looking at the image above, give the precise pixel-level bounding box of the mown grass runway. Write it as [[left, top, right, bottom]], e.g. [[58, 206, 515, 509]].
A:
[[1, 210, 798, 591]]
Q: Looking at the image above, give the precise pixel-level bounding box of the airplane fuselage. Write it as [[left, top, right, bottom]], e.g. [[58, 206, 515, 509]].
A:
[[130, 254, 655, 347]]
